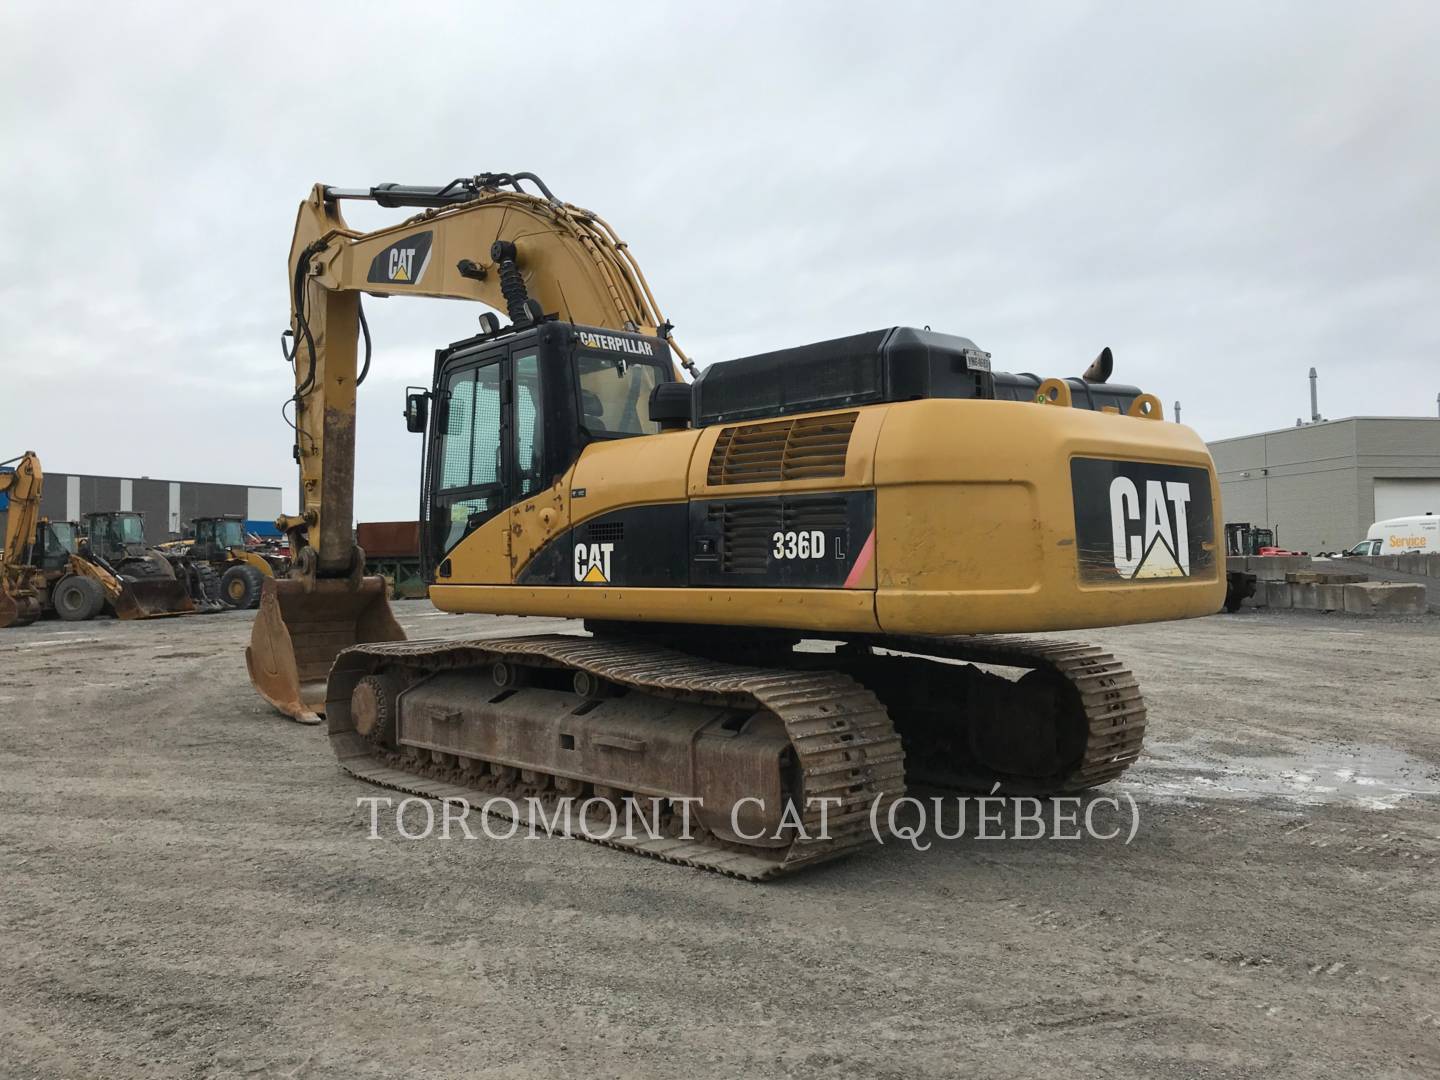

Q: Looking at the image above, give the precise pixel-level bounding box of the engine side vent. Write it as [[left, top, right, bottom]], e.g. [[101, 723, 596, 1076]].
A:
[[583, 521, 624, 544], [707, 412, 857, 486], [706, 496, 851, 575]]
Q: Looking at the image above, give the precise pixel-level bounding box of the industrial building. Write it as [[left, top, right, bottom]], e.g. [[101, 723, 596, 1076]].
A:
[[1209, 417, 1440, 553], [0, 470, 282, 544]]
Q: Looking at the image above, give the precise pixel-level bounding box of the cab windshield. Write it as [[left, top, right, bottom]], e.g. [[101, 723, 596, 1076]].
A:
[[46, 522, 77, 553], [217, 520, 246, 548], [576, 352, 664, 437], [115, 515, 146, 545]]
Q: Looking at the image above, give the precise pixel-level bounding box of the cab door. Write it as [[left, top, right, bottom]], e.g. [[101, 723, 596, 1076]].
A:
[[424, 340, 568, 584], [506, 347, 568, 579], [425, 348, 510, 581]]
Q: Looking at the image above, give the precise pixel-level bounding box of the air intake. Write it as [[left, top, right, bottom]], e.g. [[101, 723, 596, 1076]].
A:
[[706, 412, 857, 486]]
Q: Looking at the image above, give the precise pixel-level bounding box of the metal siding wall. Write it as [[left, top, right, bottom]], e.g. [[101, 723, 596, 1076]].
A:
[[197, 483, 249, 519], [246, 487, 282, 522], [1209, 434, 1266, 475], [133, 480, 171, 537], [1212, 421, 1362, 552], [177, 482, 253, 533], [38, 473, 68, 522], [1216, 477, 1268, 526], [1354, 417, 1440, 459], [82, 476, 121, 516], [1261, 466, 1360, 552]]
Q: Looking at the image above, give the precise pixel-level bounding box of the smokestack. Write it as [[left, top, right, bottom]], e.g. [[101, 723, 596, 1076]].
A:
[[1174, 400, 1182, 423], [1309, 367, 1320, 423]]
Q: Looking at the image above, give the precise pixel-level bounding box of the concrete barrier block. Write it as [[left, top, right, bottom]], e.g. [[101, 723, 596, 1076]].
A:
[[1291, 583, 1319, 610], [1315, 583, 1347, 611], [1253, 557, 1310, 581], [1265, 579, 1292, 609], [1343, 582, 1428, 616]]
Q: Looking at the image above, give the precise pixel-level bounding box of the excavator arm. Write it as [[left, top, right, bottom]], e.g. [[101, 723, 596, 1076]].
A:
[[283, 173, 686, 581], [0, 451, 46, 627], [249, 173, 685, 721]]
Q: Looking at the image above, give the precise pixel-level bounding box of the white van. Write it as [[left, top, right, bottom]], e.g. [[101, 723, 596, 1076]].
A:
[[1362, 514, 1439, 555]]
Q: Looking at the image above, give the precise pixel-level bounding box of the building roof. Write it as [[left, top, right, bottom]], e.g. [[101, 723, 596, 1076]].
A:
[[30, 469, 281, 489], [1207, 415, 1439, 446]]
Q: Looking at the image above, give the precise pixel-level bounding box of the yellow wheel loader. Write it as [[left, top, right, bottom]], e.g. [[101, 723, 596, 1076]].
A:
[[248, 173, 1225, 879], [1, 454, 190, 624], [178, 516, 285, 609], [80, 511, 225, 617]]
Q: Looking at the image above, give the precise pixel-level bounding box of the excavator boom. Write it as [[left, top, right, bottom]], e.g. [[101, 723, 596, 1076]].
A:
[[249, 174, 686, 721], [0, 452, 46, 627]]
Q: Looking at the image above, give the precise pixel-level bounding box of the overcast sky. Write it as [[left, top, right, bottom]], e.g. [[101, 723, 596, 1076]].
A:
[[2, 2, 1436, 520]]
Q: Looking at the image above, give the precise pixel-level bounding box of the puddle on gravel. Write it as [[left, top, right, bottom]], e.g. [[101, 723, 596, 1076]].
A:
[[1124, 736, 1440, 810]]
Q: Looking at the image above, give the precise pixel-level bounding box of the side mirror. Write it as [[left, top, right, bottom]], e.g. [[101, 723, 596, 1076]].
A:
[[404, 387, 430, 434]]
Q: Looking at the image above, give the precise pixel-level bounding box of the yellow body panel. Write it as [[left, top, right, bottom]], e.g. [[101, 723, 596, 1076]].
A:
[[233, 548, 276, 577], [429, 584, 881, 632], [574, 429, 701, 522], [428, 398, 1225, 635], [871, 399, 1224, 633]]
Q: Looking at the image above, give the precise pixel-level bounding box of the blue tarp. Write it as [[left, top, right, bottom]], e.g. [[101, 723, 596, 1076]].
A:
[[245, 518, 282, 538]]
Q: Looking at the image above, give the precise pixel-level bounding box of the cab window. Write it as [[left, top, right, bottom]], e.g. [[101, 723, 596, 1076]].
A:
[[515, 352, 545, 495], [576, 352, 662, 437], [439, 363, 503, 490], [435, 361, 504, 556]]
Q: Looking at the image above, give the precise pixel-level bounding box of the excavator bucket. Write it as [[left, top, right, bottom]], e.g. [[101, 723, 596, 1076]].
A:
[[111, 578, 196, 620], [246, 576, 405, 725]]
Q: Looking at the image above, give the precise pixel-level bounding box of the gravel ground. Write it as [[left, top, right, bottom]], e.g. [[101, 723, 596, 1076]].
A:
[[2, 605, 1438, 1080]]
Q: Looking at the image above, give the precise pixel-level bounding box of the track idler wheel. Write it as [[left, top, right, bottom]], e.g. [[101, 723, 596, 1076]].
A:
[[349, 673, 402, 747]]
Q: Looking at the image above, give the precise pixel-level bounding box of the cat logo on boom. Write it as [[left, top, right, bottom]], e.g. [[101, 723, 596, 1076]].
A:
[[573, 542, 614, 584], [366, 231, 434, 286]]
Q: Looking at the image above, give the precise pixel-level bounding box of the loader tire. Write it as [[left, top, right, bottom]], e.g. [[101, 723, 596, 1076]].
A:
[[53, 575, 104, 622], [221, 564, 264, 609]]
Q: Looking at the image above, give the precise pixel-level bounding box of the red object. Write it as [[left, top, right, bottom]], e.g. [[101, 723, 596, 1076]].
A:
[[1257, 546, 1306, 557], [356, 521, 420, 558]]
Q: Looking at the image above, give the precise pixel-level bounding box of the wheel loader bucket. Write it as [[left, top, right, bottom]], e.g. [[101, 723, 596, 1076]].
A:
[[111, 578, 196, 620], [0, 589, 41, 628], [246, 576, 405, 725]]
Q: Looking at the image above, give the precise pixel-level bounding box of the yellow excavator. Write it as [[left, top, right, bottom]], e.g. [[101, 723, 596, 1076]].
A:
[[248, 173, 1224, 879]]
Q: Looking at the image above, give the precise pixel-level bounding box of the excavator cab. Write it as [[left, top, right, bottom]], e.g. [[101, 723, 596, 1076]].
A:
[[419, 321, 674, 577], [249, 318, 675, 724]]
